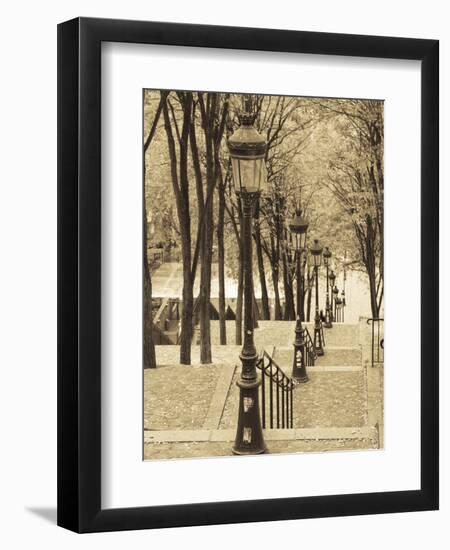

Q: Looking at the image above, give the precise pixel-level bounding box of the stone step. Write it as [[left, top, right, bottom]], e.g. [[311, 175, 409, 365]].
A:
[[273, 346, 361, 369], [145, 426, 379, 444], [315, 347, 361, 367], [209, 320, 359, 348], [155, 338, 361, 368]]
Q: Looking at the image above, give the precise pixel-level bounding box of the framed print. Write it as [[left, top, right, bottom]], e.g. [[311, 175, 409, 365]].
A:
[[57, 17, 439, 532]]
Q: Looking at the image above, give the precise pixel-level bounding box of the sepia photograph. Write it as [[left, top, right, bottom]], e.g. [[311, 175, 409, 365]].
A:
[[143, 90, 384, 460]]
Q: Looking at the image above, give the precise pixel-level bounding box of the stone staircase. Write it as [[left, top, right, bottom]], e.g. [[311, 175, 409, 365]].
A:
[[272, 345, 362, 369], [210, 320, 360, 349], [148, 319, 383, 457]]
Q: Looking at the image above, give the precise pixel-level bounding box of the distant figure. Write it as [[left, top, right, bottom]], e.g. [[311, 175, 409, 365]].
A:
[[320, 309, 326, 323]]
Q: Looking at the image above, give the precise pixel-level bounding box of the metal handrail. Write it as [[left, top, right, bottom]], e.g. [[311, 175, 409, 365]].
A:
[[256, 351, 295, 429], [303, 327, 317, 366], [367, 318, 384, 367]]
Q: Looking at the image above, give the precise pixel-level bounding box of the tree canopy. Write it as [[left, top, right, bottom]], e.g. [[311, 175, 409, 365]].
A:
[[143, 91, 384, 366]]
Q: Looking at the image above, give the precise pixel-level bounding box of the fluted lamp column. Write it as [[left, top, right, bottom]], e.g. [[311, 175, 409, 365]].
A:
[[323, 246, 332, 328], [332, 285, 339, 322], [310, 238, 324, 356], [329, 270, 336, 322], [228, 110, 267, 456], [288, 207, 309, 383]]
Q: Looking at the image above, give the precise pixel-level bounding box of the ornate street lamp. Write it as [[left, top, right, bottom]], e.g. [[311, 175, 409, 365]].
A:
[[310, 239, 324, 356], [228, 110, 267, 455], [329, 270, 336, 321], [332, 285, 339, 322], [301, 251, 308, 321], [340, 290, 346, 322], [323, 246, 332, 328], [288, 207, 309, 383]]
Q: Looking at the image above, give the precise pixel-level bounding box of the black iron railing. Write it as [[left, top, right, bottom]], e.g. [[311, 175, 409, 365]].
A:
[[303, 327, 317, 366], [256, 351, 295, 429], [367, 318, 384, 367]]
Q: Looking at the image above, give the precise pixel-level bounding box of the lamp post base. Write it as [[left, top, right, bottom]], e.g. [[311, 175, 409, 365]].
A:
[[292, 333, 309, 383], [314, 320, 324, 356], [232, 375, 267, 456], [232, 446, 267, 456], [293, 372, 309, 384]]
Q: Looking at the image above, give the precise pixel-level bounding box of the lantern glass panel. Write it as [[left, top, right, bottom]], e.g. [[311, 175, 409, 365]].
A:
[[311, 250, 322, 267], [231, 157, 240, 192], [299, 231, 307, 250], [231, 157, 267, 194]]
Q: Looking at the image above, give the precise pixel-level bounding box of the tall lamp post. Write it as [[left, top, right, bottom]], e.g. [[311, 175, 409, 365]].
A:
[[335, 295, 343, 322], [289, 207, 309, 383], [341, 289, 346, 322], [310, 239, 324, 356], [332, 285, 339, 322], [329, 270, 336, 321], [323, 246, 332, 328], [228, 110, 267, 455]]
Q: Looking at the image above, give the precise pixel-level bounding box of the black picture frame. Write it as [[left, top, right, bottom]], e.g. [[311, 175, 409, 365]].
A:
[[57, 17, 439, 533]]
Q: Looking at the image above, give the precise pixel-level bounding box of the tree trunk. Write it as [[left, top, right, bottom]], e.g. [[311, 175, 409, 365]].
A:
[[143, 215, 156, 369], [306, 280, 312, 322], [162, 93, 193, 364], [199, 195, 214, 363], [363, 217, 380, 318], [252, 285, 259, 329], [197, 93, 228, 363], [142, 94, 166, 369], [217, 177, 227, 345], [282, 251, 295, 320], [180, 275, 194, 364], [300, 273, 306, 322], [254, 210, 270, 320], [272, 266, 282, 320], [366, 257, 379, 318]]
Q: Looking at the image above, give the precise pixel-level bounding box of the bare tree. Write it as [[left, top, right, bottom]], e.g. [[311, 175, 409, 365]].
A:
[[162, 91, 195, 364], [318, 99, 384, 316], [143, 93, 166, 368]]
